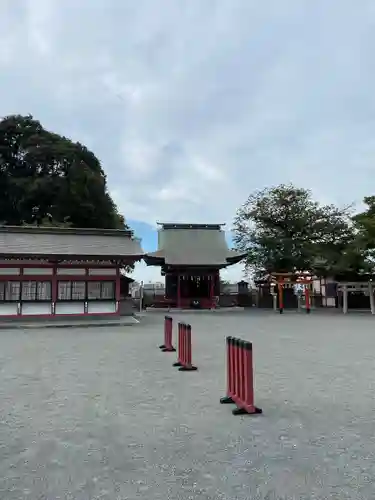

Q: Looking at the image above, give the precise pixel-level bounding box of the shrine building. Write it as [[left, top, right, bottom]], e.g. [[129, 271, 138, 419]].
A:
[[0, 225, 143, 319], [144, 223, 246, 309]]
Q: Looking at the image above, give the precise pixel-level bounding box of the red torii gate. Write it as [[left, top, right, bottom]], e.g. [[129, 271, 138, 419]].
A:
[[271, 272, 314, 314]]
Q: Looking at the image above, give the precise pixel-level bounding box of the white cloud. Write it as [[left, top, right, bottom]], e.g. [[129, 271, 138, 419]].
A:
[[1, 0, 375, 232], [133, 261, 163, 284]]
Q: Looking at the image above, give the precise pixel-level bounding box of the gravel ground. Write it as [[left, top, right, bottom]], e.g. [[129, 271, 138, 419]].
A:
[[0, 310, 375, 499]]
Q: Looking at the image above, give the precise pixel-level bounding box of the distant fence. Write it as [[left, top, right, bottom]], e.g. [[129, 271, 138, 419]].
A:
[[141, 292, 254, 308], [131, 290, 337, 310]]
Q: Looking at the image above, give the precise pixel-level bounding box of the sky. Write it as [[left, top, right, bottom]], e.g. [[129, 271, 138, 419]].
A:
[[1, 1, 375, 282]]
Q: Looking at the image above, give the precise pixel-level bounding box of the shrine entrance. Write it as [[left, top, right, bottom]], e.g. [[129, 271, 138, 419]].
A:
[[271, 272, 314, 314], [337, 282, 375, 314], [165, 269, 220, 309]]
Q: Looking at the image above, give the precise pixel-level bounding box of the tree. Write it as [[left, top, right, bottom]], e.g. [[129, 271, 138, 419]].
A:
[[350, 196, 375, 271], [0, 114, 125, 229], [233, 184, 358, 277]]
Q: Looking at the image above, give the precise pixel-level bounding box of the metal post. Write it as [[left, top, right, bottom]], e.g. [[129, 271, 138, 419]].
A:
[[139, 280, 144, 313], [273, 294, 277, 311], [343, 285, 348, 314], [369, 282, 375, 315]]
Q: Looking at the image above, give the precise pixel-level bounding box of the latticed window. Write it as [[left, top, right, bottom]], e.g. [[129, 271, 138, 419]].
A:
[[0, 282, 21, 301], [71, 281, 86, 300], [101, 281, 115, 299], [56, 281, 117, 301], [58, 281, 71, 300], [36, 282, 52, 301], [5, 282, 21, 301], [22, 281, 51, 301], [87, 281, 101, 300], [58, 281, 86, 300], [22, 281, 37, 301], [87, 281, 115, 300]]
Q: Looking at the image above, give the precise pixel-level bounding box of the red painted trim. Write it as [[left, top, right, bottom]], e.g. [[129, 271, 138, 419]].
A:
[[84, 268, 89, 315], [1, 276, 113, 282], [51, 267, 57, 310], [0, 263, 119, 269], [115, 268, 120, 313], [18, 267, 24, 317], [0, 263, 121, 286], [0, 261, 130, 268], [58, 275, 117, 281], [0, 312, 119, 319]]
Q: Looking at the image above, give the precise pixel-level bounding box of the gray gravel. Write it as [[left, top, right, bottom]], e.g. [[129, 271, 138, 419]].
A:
[[1, 310, 375, 499]]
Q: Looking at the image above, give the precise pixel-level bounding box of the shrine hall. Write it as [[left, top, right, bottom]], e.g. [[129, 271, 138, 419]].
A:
[[144, 223, 246, 309], [0, 225, 143, 319]]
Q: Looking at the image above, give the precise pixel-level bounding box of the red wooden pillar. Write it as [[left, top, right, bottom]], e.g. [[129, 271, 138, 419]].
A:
[[51, 264, 58, 315], [210, 273, 215, 308], [84, 267, 89, 315], [305, 284, 310, 314], [18, 265, 24, 316], [215, 269, 219, 297], [177, 274, 181, 309], [278, 281, 284, 314], [115, 266, 121, 313]]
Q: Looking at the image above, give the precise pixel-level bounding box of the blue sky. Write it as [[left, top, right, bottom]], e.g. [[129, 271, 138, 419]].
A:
[[128, 220, 158, 254], [1, 1, 375, 282]]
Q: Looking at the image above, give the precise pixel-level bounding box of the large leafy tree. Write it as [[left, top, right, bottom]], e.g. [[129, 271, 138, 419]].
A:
[[0, 114, 125, 229], [351, 196, 375, 270], [233, 184, 359, 277]]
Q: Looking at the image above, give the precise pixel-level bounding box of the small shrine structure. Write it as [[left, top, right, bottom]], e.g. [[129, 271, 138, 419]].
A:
[[144, 223, 246, 309], [255, 271, 314, 313], [335, 273, 375, 314], [271, 272, 314, 314]]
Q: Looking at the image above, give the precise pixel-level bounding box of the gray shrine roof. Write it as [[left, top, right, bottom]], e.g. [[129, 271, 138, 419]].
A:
[[144, 223, 246, 268], [0, 225, 143, 261]]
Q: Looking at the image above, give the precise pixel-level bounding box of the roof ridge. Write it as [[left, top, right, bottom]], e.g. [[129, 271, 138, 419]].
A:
[[0, 225, 135, 238], [157, 223, 226, 230]]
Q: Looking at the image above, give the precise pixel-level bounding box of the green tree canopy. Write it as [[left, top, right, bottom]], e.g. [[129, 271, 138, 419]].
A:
[[352, 196, 375, 267], [0, 114, 125, 229], [233, 184, 360, 277]]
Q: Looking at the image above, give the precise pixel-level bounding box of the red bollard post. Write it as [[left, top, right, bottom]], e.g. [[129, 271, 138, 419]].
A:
[[160, 316, 171, 349], [228, 337, 235, 397], [220, 336, 235, 404], [235, 338, 241, 400], [159, 315, 168, 349], [238, 339, 245, 404], [241, 341, 259, 414], [232, 340, 262, 416], [178, 324, 197, 371], [173, 322, 184, 367], [181, 323, 186, 364], [160, 316, 176, 352], [220, 336, 262, 416]]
